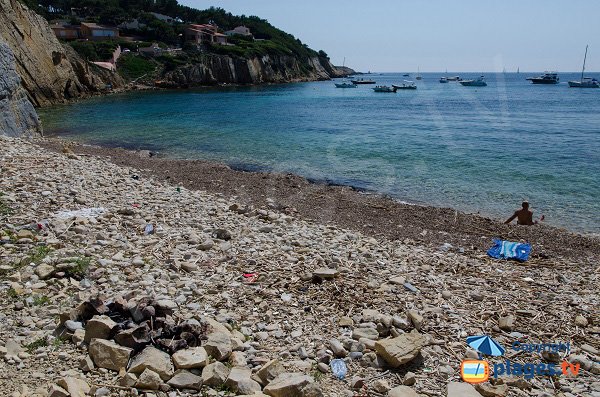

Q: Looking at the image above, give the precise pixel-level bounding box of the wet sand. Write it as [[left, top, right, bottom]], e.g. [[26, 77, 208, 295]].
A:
[[40, 139, 600, 264]]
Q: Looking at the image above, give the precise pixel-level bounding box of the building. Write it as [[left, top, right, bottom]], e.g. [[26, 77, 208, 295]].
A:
[[80, 22, 119, 40], [150, 12, 174, 24], [118, 19, 146, 30], [50, 23, 80, 40], [185, 24, 227, 45], [225, 26, 252, 37]]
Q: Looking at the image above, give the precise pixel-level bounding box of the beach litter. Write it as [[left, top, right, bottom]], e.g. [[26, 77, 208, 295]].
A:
[[487, 238, 531, 261], [331, 359, 348, 380]]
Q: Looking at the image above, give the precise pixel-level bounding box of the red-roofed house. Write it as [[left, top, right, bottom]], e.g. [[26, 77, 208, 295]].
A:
[[185, 23, 227, 45]]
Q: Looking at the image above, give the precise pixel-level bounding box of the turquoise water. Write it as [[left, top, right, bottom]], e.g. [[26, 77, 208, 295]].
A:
[[39, 73, 600, 233]]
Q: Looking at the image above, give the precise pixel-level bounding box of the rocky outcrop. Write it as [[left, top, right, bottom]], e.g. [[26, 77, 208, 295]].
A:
[[0, 0, 123, 107], [0, 42, 41, 137], [160, 53, 349, 87]]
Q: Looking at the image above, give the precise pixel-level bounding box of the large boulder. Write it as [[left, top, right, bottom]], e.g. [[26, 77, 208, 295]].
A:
[[88, 339, 132, 371], [255, 359, 285, 386], [167, 370, 203, 390], [447, 382, 481, 397], [202, 361, 230, 387], [374, 332, 425, 367], [172, 346, 209, 369], [84, 315, 117, 342], [128, 346, 174, 381], [263, 372, 322, 397], [56, 377, 89, 397], [0, 42, 41, 137], [388, 385, 420, 397], [225, 367, 262, 395], [204, 332, 232, 361]]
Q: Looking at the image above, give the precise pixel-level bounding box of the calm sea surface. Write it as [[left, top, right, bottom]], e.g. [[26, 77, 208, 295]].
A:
[[39, 73, 600, 234]]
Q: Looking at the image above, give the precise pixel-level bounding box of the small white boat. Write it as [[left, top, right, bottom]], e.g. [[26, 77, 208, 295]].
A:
[[460, 76, 487, 87], [439, 77, 448, 83], [446, 76, 460, 81], [392, 80, 417, 90], [569, 46, 599, 88]]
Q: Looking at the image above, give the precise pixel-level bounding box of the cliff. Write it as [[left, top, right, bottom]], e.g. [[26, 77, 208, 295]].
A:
[[0, 0, 123, 107], [158, 54, 350, 87], [0, 42, 42, 137]]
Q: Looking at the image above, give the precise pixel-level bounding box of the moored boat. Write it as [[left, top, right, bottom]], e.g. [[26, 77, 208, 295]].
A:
[[439, 77, 449, 83], [526, 72, 559, 84], [372, 85, 397, 93], [335, 82, 357, 88], [459, 76, 487, 87], [392, 81, 417, 90], [569, 45, 600, 88], [351, 78, 376, 84], [446, 76, 460, 81]]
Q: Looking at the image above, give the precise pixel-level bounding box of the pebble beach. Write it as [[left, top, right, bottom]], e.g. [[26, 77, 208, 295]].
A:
[[1, 136, 599, 397]]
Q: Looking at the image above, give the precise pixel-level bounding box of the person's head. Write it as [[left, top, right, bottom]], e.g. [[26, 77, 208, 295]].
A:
[[522, 201, 529, 209]]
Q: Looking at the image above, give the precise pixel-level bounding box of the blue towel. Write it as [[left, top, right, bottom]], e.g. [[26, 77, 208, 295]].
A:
[[487, 239, 531, 262]]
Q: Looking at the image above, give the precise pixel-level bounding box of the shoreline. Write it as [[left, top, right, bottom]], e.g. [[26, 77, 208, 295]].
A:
[[39, 138, 600, 264]]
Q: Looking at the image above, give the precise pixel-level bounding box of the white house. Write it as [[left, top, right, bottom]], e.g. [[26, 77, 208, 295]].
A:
[[225, 25, 252, 37], [150, 12, 174, 24]]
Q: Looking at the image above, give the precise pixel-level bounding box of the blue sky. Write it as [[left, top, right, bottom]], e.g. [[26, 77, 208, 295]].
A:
[[179, 0, 600, 72]]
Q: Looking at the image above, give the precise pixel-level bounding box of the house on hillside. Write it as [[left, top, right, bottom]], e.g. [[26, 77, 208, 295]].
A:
[[185, 24, 227, 45], [225, 26, 252, 37], [150, 12, 174, 24], [50, 22, 80, 40], [118, 19, 146, 30], [80, 22, 119, 40]]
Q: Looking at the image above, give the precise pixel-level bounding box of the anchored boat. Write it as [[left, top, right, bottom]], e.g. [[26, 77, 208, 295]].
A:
[[569, 45, 600, 88], [460, 76, 487, 87], [526, 72, 559, 84], [351, 78, 376, 84], [372, 85, 397, 93], [392, 81, 417, 90]]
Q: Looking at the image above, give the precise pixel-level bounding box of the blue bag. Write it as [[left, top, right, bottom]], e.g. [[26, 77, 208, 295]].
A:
[[487, 239, 531, 262], [330, 359, 348, 380]]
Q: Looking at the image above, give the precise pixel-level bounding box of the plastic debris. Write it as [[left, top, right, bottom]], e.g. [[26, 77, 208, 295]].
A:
[[403, 282, 418, 293], [330, 359, 347, 380], [487, 239, 531, 262], [144, 224, 155, 235], [242, 273, 259, 283]]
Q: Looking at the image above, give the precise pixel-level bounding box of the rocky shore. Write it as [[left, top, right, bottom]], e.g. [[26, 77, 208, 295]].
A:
[[1, 136, 598, 397]]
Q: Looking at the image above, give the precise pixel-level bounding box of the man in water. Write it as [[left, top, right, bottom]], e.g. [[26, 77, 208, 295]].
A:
[[505, 201, 544, 225]]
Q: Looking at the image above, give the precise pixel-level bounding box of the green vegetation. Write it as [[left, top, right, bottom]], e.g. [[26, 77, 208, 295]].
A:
[[6, 287, 19, 300], [0, 192, 12, 219], [64, 256, 91, 280], [25, 246, 52, 265], [117, 53, 158, 80], [69, 40, 119, 61], [25, 337, 48, 352], [32, 295, 50, 306]]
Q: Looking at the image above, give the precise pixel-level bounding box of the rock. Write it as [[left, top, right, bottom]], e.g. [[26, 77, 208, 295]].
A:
[[374, 332, 425, 367], [198, 239, 214, 251], [350, 377, 365, 389], [128, 346, 174, 381], [203, 332, 232, 361], [574, 315, 588, 327], [167, 370, 203, 391], [35, 263, 55, 279], [581, 344, 599, 355], [263, 373, 322, 397], [372, 379, 390, 393], [317, 362, 329, 373], [407, 310, 424, 331], [89, 338, 133, 371], [56, 377, 90, 397], [441, 290, 452, 299], [119, 373, 138, 388], [213, 228, 232, 240], [403, 371, 416, 386], [313, 268, 339, 279], [255, 359, 285, 386], [79, 356, 94, 372], [84, 315, 117, 342], [172, 347, 209, 369], [135, 368, 163, 390], [229, 351, 247, 367], [202, 361, 230, 387], [329, 338, 348, 358], [114, 324, 150, 350], [225, 367, 262, 394], [447, 382, 481, 397], [47, 384, 69, 397], [338, 317, 354, 327], [388, 385, 419, 397], [475, 383, 509, 397], [498, 315, 515, 331], [352, 327, 379, 341], [64, 320, 83, 332], [94, 387, 110, 397]]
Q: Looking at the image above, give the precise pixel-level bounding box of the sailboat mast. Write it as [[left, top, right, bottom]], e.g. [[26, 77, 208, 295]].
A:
[[581, 45, 588, 82]]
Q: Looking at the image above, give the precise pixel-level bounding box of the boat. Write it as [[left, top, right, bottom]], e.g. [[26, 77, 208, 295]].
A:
[[351, 78, 376, 84], [415, 66, 422, 80], [568, 45, 600, 88], [526, 72, 559, 84], [446, 76, 460, 81], [372, 85, 397, 93], [439, 77, 448, 83], [392, 81, 417, 90], [403, 73, 410, 77], [459, 76, 487, 87], [335, 57, 357, 88], [335, 82, 357, 88]]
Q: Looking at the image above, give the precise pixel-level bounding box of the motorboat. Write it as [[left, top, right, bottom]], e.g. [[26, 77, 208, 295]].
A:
[[526, 72, 559, 84], [459, 76, 487, 87], [439, 77, 449, 83], [335, 82, 357, 88], [446, 76, 460, 81], [569, 45, 599, 88], [372, 85, 397, 93], [392, 81, 417, 90]]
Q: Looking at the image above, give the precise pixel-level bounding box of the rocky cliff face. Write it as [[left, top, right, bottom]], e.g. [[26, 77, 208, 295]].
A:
[[160, 53, 348, 87], [0, 42, 42, 137], [0, 0, 123, 107]]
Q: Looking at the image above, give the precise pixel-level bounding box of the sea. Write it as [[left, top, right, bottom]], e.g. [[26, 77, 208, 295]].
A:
[[38, 73, 600, 234]]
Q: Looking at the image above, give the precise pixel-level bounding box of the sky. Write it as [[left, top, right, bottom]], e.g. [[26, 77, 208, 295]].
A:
[[179, 0, 600, 73]]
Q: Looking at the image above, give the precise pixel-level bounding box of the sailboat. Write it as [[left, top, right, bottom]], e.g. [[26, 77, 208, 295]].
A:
[[335, 57, 357, 88], [568, 45, 600, 88], [415, 66, 422, 80], [440, 68, 449, 83]]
